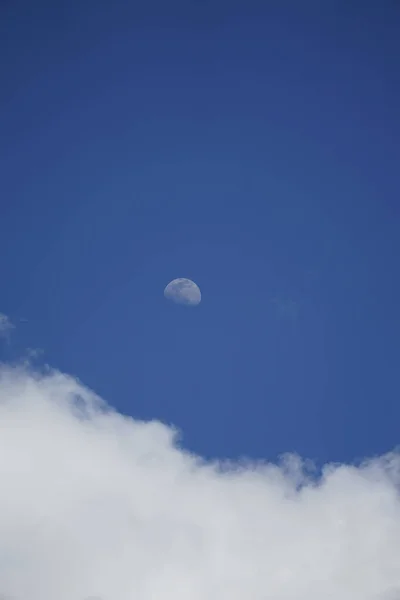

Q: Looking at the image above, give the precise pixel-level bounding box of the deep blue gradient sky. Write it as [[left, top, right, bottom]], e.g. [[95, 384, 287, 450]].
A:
[[1, 1, 399, 465]]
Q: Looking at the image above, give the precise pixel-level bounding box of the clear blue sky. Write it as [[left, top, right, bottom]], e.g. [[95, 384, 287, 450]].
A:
[[1, 0, 399, 466]]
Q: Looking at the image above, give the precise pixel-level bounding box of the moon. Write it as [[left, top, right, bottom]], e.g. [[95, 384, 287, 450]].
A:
[[164, 278, 201, 306]]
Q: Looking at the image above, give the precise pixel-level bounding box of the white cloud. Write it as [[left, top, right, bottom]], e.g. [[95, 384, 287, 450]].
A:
[[0, 363, 399, 600], [0, 314, 13, 338]]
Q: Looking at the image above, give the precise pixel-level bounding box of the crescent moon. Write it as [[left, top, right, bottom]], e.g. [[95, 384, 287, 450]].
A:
[[164, 278, 201, 306]]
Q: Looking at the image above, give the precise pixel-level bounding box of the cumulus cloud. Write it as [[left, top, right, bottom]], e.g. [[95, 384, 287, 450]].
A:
[[0, 363, 399, 600]]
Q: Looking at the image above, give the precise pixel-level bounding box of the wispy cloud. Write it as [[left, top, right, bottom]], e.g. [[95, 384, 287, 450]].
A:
[[0, 364, 399, 600], [0, 314, 14, 338], [271, 295, 300, 320]]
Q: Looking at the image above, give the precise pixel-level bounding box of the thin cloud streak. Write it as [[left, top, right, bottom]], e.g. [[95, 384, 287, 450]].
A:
[[0, 314, 13, 338], [0, 364, 399, 600]]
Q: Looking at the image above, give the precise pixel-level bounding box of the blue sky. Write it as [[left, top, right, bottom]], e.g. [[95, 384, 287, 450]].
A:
[[1, 3, 400, 598], [1, 1, 399, 465]]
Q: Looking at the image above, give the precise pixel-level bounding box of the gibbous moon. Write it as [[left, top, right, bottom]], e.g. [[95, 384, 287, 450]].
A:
[[164, 278, 201, 306]]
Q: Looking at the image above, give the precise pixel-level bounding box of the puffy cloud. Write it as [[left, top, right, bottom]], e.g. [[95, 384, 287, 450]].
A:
[[0, 363, 399, 600]]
